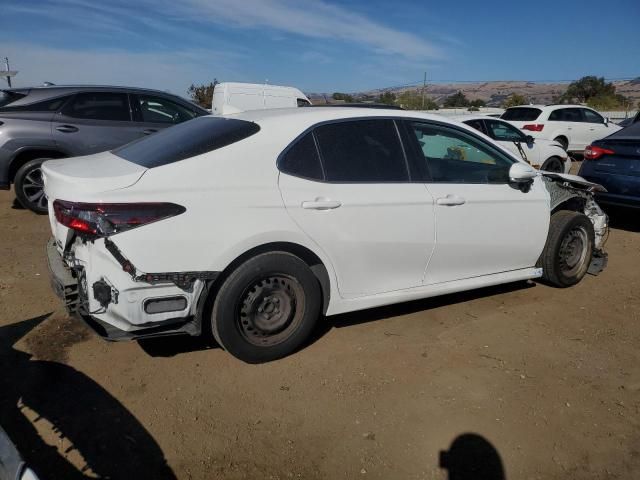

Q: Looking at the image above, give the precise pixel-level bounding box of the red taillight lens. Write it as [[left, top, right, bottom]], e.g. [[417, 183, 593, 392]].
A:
[[522, 124, 544, 132], [53, 200, 185, 237], [584, 145, 615, 160]]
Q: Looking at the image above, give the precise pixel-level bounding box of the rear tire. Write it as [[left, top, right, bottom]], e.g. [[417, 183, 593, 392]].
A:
[[211, 252, 321, 363], [553, 136, 569, 152], [537, 211, 594, 287], [14, 158, 50, 214], [541, 156, 564, 173]]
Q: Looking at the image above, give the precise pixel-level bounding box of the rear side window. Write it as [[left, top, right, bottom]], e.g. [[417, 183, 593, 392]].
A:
[[501, 107, 542, 121], [0, 95, 69, 112], [64, 92, 130, 121], [314, 119, 408, 182], [0, 91, 26, 108], [279, 133, 324, 180], [548, 108, 582, 122], [113, 116, 260, 168]]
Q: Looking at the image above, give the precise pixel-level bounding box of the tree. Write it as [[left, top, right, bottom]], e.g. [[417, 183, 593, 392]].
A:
[[187, 80, 218, 108], [443, 91, 470, 108], [561, 76, 615, 104], [377, 91, 396, 105], [502, 93, 528, 108], [397, 90, 438, 110], [469, 99, 486, 108], [332, 92, 354, 102]]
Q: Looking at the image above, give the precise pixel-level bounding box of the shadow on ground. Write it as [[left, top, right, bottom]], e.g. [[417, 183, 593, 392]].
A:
[[0, 315, 177, 479], [440, 433, 505, 480], [139, 281, 534, 359], [605, 206, 640, 233]]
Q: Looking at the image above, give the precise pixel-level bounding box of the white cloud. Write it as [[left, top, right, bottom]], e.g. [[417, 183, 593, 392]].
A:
[[2, 43, 245, 97], [178, 0, 442, 59]]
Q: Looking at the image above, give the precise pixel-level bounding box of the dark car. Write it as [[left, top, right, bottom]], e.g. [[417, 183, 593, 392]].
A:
[[0, 85, 208, 213], [579, 121, 640, 209]]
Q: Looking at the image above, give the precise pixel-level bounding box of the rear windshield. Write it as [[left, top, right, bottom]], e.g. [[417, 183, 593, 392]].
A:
[[113, 116, 260, 168], [501, 107, 542, 121], [0, 91, 27, 108]]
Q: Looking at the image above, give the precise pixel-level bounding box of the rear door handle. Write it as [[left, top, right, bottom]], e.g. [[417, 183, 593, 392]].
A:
[[143, 129, 158, 135], [55, 125, 78, 133], [301, 199, 342, 210], [436, 194, 466, 206]]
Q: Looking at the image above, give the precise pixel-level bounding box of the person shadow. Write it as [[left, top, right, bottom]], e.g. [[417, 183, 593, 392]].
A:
[[440, 433, 506, 480], [0, 315, 177, 479]]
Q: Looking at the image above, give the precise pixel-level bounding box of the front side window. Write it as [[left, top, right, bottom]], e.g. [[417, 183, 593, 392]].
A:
[[64, 92, 130, 121], [278, 132, 323, 180], [582, 109, 604, 124], [486, 120, 526, 142], [314, 119, 408, 182], [406, 121, 514, 184], [134, 94, 197, 124]]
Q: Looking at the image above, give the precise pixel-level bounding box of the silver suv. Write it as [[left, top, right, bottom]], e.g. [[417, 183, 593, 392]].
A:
[[0, 85, 208, 213]]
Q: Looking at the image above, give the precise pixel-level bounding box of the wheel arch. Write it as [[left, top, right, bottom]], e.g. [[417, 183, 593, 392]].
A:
[[9, 147, 68, 182], [210, 241, 333, 315]]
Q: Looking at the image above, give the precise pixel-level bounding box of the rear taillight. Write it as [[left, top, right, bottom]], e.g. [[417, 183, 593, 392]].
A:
[[53, 200, 185, 237], [584, 145, 615, 160], [522, 124, 544, 132]]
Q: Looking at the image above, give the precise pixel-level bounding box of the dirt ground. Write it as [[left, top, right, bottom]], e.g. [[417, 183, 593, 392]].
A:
[[1, 182, 639, 480]]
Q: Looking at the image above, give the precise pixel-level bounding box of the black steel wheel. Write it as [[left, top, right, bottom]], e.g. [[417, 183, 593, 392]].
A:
[[211, 252, 321, 363], [537, 210, 594, 287], [14, 158, 50, 214]]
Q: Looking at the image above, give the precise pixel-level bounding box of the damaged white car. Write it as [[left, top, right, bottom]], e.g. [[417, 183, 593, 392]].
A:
[[43, 109, 608, 363]]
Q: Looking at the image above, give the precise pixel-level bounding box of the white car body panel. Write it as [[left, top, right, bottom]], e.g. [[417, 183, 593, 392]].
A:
[[43, 107, 602, 336]]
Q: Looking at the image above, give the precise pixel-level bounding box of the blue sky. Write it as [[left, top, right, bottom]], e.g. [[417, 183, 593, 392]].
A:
[[2, 0, 639, 98]]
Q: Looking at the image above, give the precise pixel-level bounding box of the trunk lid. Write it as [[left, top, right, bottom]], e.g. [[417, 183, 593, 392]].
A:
[[591, 139, 640, 177], [42, 151, 147, 250]]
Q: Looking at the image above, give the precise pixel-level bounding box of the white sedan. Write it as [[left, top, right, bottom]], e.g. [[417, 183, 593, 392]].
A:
[[43, 108, 609, 362], [457, 115, 571, 173]]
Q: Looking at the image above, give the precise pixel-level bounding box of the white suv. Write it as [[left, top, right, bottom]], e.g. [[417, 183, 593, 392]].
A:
[[501, 105, 620, 152], [43, 109, 609, 362]]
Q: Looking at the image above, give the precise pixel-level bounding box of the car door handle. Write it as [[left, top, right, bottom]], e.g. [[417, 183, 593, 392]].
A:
[[55, 125, 78, 133], [143, 129, 158, 135], [436, 195, 466, 206], [301, 199, 342, 210]]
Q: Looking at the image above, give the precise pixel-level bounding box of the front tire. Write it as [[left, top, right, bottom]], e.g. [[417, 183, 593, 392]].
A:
[[538, 211, 594, 287], [211, 252, 321, 363], [541, 156, 564, 173], [553, 136, 569, 152], [14, 158, 50, 214]]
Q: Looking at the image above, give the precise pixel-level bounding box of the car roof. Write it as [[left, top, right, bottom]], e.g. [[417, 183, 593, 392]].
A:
[[504, 104, 590, 110]]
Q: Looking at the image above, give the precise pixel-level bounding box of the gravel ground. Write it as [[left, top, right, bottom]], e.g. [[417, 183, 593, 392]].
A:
[[1, 185, 639, 480]]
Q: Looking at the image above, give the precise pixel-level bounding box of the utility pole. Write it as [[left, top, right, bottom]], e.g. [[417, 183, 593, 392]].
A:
[[421, 71, 427, 110], [3, 57, 18, 87]]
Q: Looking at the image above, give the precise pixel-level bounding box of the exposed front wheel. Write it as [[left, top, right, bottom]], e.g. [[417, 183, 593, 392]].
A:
[[211, 252, 321, 363], [537, 211, 594, 287], [14, 158, 51, 214], [541, 156, 565, 173]]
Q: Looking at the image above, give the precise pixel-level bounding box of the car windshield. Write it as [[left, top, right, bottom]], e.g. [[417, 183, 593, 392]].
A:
[[501, 107, 542, 121], [112, 116, 260, 168]]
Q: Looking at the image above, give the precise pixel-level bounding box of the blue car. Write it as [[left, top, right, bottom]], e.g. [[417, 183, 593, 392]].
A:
[[579, 121, 640, 209]]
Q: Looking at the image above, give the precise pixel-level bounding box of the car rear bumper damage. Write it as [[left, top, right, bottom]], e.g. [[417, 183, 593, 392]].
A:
[[46, 237, 217, 341]]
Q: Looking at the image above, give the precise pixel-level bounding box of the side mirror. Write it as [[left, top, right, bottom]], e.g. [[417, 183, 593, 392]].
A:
[[525, 135, 534, 144], [604, 117, 609, 126], [509, 162, 537, 183]]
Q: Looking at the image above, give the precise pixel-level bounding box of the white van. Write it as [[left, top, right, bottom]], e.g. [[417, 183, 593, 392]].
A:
[[211, 82, 311, 115]]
